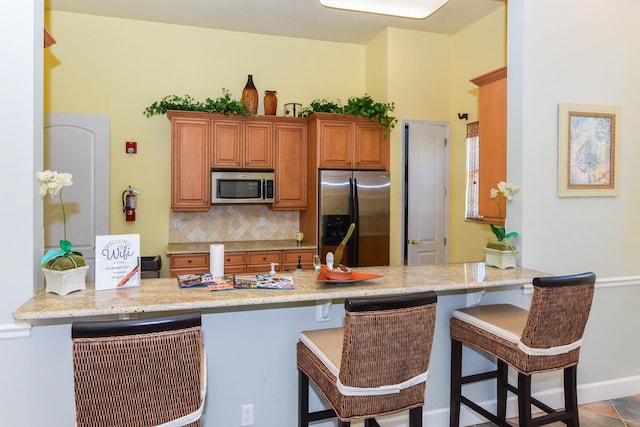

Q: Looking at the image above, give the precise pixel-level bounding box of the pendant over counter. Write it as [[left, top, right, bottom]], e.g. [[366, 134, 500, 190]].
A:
[[242, 74, 258, 115], [264, 90, 277, 115]]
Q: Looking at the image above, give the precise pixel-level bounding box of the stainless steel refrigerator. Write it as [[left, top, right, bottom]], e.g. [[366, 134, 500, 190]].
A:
[[318, 170, 391, 267]]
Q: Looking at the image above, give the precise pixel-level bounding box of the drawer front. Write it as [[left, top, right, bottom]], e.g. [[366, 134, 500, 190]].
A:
[[170, 254, 209, 268], [224, 252, 247, 266], [247, 251, 282, 265], [283, 249, 315, 264], [224, 264, 247, 274]]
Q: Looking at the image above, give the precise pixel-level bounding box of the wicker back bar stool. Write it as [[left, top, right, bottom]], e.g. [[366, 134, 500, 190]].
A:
[[297, 291, 438, 427], [449, 272, 596, 427], [72, 312, 206, 427]]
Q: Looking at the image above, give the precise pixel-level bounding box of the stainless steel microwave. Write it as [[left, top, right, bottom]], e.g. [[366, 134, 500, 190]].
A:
[[211, 169, 275, 204]]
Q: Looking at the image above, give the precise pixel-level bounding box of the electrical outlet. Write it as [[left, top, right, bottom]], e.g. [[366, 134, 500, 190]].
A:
[[241, 404, 254, 426], [316, 300, 331, 322], [259, 216, 266, 227], [172, 218, 181, 229]]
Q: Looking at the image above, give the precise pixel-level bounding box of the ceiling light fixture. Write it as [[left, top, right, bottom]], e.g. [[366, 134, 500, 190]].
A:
[[320, 0, 449, 19]]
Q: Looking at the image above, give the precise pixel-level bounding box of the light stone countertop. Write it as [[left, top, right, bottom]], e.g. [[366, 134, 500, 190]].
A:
[[167, 240, 316, 254], [13, 263, 549, 322]]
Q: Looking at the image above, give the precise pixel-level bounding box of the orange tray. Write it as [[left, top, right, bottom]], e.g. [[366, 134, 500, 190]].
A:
[[316, 265, 382, 283]]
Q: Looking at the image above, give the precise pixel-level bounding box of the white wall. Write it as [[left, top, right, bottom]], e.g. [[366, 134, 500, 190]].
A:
[[1, 0, 639, 425], [508, 0, 640, 391]]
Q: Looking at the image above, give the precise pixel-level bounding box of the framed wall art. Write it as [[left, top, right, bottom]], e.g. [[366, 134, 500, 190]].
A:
[[558, 103, 621, 197]]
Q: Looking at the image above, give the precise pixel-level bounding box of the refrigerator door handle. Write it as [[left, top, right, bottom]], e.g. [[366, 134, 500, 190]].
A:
[[351, 177, 360, 266]]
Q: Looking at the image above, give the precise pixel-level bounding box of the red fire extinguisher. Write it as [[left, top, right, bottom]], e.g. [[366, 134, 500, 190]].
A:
[[122, 186, 139, 222]]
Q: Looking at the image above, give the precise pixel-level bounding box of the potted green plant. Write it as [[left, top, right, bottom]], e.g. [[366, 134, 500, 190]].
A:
[[37, 170, 88, 295], [301, 95, 398, 137], [143, 89, 251, 117], [483, 181, 520, 269]]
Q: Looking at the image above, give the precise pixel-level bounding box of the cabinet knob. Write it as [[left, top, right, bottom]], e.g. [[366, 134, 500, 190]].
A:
[[262, 256, 267, 260], [226, 257, 231, 262], [245, 161, 249, 165], [203, 199, 208, 204], [236, 161, 241, 165], [187, 259, 192, 263]]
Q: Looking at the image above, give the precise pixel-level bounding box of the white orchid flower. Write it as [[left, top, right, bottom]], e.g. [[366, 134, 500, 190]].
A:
[[36, 170, 73, 198]]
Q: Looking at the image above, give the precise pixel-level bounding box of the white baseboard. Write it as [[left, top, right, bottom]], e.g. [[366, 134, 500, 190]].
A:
[[369, 375, 640, 427], [0, 323, 31, 339]]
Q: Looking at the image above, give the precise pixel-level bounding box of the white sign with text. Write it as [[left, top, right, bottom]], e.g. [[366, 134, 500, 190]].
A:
[[95, 234, 141, 290]]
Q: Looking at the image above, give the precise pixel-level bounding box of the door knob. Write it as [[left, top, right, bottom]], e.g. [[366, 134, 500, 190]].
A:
[[410, 240, 422, 245]]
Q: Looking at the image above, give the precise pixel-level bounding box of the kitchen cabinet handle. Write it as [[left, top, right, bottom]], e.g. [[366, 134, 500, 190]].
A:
[[187, 259, 192, 263], [262, 256, 267, 260], [226, 257, 231, 262], [203, 199, 208, 204], [245, 161, 249, 165]]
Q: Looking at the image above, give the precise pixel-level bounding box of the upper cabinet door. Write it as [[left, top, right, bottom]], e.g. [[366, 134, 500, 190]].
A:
[[272, 122, 307, 210], [354, 121, 387, 170], [243, 121, 274, 169], [211, 119, 243, 168], [318, 119, 354, 169], [170, 115, 210, 211]]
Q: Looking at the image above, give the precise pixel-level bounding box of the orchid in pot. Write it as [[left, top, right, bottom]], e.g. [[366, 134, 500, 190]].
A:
[[37, 170, 88, 295], [484, 181, 520, 268]]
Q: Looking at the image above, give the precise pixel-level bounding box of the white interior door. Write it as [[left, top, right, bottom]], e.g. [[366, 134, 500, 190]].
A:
[[44, 113, 110, 281], [404, 120, 449, 265]]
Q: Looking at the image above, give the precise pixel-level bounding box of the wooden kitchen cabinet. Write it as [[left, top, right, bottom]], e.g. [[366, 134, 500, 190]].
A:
[[169, 112, 211, 212], [170, 249, 317, 276], [246, 251, 282, 273], [282, 249, 315, 272], [310, 113, 388, 171], [223, 252, 247, 274], [471, 67, 507, 224], [169, 253, 210, 277], [271, 122, 307, 210], [169, 111, 305, 212], [211, 117, 273, 169]]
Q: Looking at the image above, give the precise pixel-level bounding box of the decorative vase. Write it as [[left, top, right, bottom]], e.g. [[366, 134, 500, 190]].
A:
[[42, 265, 89, 295], [483, 247, 518, 269], [241, 74, 258, 115], [264, 90, 277, 115]]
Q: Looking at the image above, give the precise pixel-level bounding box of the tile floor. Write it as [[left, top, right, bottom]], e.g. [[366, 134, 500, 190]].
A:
[[472, 394, 640, 426]]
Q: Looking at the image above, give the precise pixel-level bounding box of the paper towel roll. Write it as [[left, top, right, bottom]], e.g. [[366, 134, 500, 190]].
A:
[[210, 244, 224, 277]]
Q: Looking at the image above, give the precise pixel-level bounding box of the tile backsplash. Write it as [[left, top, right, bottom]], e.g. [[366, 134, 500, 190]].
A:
[[169, 205, 300, 242]]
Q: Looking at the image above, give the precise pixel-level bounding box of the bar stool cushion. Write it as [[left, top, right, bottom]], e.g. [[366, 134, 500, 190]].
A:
[[299, 328, 344, 377], [453, 304, 528, 343]]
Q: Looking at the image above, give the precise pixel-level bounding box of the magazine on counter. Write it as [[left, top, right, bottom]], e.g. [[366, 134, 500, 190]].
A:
[[177, 273, 294, 290], [177, 273, 216, 288], [233, 274, 295, 289]]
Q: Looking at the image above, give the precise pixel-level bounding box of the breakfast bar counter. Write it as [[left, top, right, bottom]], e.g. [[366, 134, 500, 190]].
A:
[[14, 263, 548, 321]]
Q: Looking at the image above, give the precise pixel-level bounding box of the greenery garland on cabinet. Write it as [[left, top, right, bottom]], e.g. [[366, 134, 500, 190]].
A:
[[144, 91, 397, 137]]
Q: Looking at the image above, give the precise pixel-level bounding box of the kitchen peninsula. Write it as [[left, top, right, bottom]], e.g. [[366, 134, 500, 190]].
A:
[[13, 262, 550, 426], [14, 263, 547, 321]]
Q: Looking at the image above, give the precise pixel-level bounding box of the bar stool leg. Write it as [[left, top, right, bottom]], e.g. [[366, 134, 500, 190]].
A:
[[450, 338, 463, 427], [496, 359, 508, 422], [409, 406, 423, 427], [564, 366, 580, 427], [517, 372, 533, 427], [298, 370, 310, 427]]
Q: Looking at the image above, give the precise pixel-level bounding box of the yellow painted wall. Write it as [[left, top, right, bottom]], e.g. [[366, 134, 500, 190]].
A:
[[44, 12, 365, 275], [450, 6, 507, 262], [366, 28, 453, 265]]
